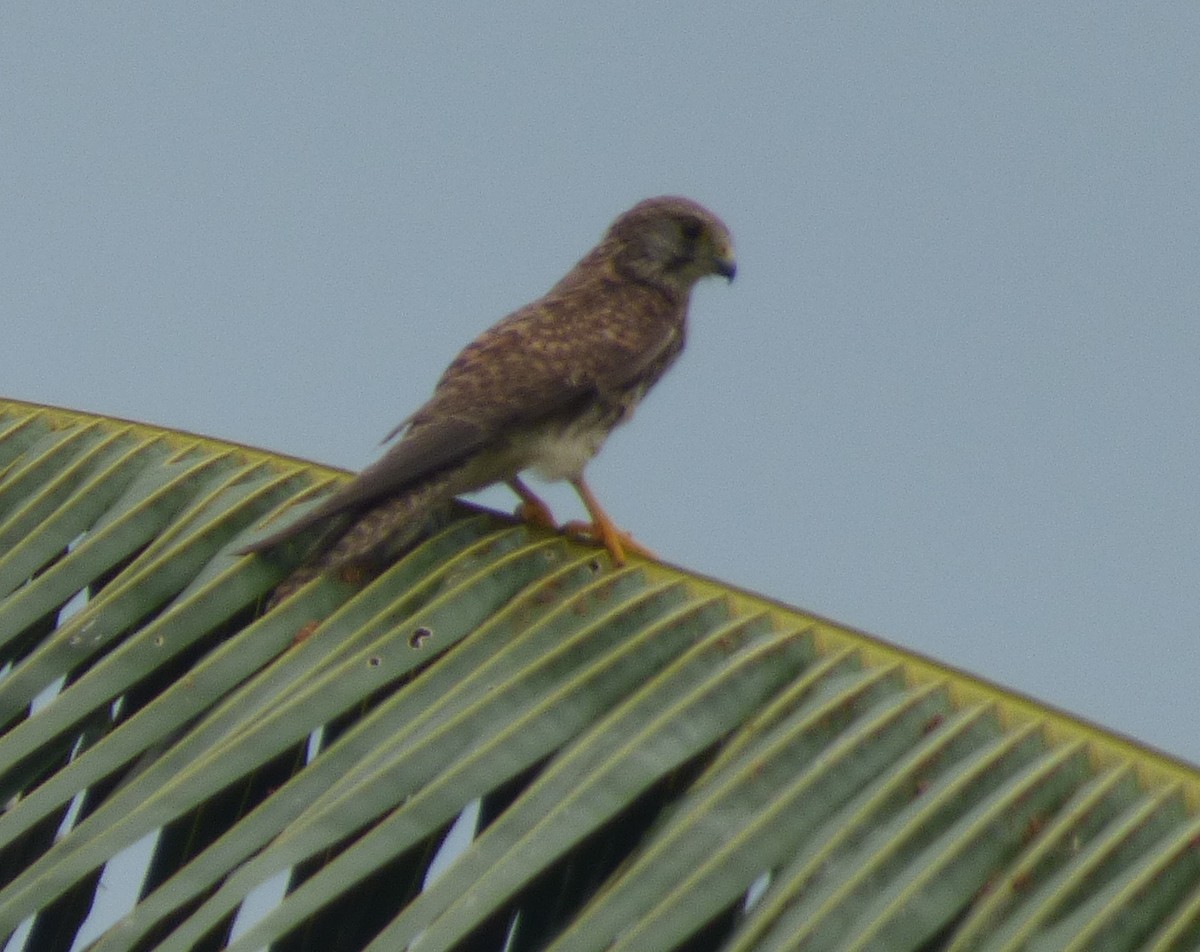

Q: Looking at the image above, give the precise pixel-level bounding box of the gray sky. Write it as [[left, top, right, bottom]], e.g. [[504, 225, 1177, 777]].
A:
[[3, 4, 1198, 766]]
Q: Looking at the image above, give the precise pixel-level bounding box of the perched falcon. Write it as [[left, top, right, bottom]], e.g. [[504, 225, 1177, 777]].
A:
[[240, 196, 735, 597]]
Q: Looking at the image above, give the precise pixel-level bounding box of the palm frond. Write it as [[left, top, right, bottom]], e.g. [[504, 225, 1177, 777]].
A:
[[0, 398, 1197, 952]]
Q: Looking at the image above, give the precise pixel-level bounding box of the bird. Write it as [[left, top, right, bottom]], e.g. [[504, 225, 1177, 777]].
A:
[[238, 195, 736, 601]]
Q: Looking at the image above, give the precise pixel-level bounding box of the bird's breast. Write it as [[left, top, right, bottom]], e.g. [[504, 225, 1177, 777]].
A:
[[513, 405, 623, 482]]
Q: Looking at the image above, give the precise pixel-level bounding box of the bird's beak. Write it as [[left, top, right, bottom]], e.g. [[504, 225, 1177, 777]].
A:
[[710, 234, 737, 281]]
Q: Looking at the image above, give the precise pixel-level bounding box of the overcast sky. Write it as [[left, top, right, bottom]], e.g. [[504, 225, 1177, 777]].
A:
[[2, 4, 1197, 765]]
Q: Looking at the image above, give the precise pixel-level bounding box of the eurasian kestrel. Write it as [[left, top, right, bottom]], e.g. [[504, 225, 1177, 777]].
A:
[[240, 196, 735, 598]]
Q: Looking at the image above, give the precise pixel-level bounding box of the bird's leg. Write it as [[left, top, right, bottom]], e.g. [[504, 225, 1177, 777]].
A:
[[562, 477, 655, 567], [508, 477, 558, 529]]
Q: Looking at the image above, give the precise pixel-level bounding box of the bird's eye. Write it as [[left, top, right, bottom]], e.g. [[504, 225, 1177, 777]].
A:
[[680, 220, 704, 243]]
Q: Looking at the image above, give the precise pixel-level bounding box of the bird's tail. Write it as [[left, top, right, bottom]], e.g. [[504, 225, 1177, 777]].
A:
[[264, 466, 481, 608]]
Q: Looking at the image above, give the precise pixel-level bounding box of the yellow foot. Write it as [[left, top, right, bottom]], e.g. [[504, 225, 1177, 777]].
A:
[[515, 498, 558, 530], [508, 477, 559, 530]]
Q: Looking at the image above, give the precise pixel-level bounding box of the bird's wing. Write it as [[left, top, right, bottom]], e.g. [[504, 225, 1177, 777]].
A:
[[328, 416, 491, 510], [417, 285, 681, 431], [237, 415, 488, 553], [591, 323, 680, 397], [379, 411, 415, 445]]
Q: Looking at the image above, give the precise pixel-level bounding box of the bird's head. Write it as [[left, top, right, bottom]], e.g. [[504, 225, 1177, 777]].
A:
[[606, 196, 736, 295]]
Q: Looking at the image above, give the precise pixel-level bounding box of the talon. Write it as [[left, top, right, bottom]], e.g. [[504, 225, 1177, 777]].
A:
[[561, 520, 654, 566]]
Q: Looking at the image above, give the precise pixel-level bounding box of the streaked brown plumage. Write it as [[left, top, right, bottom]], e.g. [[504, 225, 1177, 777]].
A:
[[239, 196, 736, 600]]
